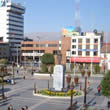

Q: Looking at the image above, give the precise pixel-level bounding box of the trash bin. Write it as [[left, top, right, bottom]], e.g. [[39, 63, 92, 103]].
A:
[[108, 101, 110, 108]]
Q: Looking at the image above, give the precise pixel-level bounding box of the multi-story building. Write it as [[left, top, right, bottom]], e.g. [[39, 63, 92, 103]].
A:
[[21, 37, 71, 65], [0, 0, 25, 62], [21, 29, 104, 73], [21, 41, 61, 64], [0, 42, 10, 59], [70, 32, 102, 72], [100, 43, 110, 70]]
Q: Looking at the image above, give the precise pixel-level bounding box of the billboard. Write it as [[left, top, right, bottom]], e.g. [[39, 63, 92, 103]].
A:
[[62, 26, 80, 37]]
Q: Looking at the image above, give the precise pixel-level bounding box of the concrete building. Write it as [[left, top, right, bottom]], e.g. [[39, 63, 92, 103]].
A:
[[100, 43, 110, 70], [0, 0, 25, 62], [0, 42, 10, 59], [21, 41, 61, 64], [69, 32, 102, 73], [21, 37, 71, 65], [21, 30, 104, 74]]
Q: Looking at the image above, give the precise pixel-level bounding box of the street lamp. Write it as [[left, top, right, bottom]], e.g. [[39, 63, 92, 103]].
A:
[[12, 62, 15, 84], [83, 76, 87, 108], [36, 36, 40, 72], [70, 82, 74, 110], [0, 66, 7, 99], [83, 67, 88, 108]]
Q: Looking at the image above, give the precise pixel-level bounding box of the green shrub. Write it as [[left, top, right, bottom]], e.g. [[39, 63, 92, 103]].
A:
[[50, 65, 54, 74], [41, 64, 48, 72], [38, 89, 82, 97]]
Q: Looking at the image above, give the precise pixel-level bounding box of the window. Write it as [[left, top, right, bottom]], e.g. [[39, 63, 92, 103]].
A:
[[78, 51, 82, 56], [72, 39, 76, 42], [86, 39, 90, 43], [86, 45, 90, 49], [72, 45, 76, 49], [78, 45, 82, 49], [39, 44, 45, 47], [94, 52, 98, 56], [48, 44, 58, 47], [53, 50, 58, 55], [72, 51, 76, 55], [94, 45, 98, 49], [86, 51, 90, 56], [78, 39, 82, 43], [94, 39, 98, 43]]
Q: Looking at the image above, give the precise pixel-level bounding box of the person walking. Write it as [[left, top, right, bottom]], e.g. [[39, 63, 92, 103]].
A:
[[97, 85, 101, 95], [7, 104, 13, 110], [24, 106, 28, 110]]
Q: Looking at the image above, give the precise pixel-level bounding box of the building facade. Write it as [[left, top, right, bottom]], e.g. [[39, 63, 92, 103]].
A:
[[100, 43, 110, 70], [21, 31, 104, 73], [21, 41, 61, 64], [0, 42, 10, 59], [0, 0, 25, 62]]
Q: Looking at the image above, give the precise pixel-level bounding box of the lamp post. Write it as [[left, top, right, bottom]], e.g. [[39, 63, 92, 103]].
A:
[[36, 36, 40, 72], [70, 82, 74, 110], [83, 67, 88, 108], [83, 76, 87, 108], [0, 66, 7, 99], [12, 62, 15, 84]]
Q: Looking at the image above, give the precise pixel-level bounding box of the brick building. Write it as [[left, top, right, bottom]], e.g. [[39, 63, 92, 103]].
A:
[[21, 38, 71, 65]]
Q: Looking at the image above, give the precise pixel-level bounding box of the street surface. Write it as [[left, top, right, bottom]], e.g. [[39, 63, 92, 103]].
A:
[[0, 67, 108, 110]]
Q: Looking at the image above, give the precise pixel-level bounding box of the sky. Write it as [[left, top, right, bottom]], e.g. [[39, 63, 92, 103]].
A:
[[13, 0, 110, 33]]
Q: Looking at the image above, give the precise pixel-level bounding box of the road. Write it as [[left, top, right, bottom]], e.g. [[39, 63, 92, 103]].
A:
[[0, 68, 108, 110]]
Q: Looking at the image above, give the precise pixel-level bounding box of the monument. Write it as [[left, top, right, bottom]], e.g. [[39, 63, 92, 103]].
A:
[[53, 65, 65, 91], [53, 51, 65, 91]]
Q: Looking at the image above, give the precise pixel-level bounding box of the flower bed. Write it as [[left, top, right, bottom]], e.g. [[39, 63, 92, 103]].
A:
[[37, 89, 82, 97]]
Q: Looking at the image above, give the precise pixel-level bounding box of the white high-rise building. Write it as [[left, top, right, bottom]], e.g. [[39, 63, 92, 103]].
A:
[[0, 0, 25, 62]]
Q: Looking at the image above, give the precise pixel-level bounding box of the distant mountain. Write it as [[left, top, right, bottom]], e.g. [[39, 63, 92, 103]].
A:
[[24, 32, 110, 42], [24, 32, 62, 41]]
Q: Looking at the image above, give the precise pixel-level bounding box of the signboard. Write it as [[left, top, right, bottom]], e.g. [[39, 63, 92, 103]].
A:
[[78, 49, 98, 52], [70, 57, 100, 63], [53, 65, 65, 91], [62, 26, 80, 36]]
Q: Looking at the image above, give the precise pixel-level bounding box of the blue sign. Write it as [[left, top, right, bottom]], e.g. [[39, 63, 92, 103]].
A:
[[78, 49, 98, 52]]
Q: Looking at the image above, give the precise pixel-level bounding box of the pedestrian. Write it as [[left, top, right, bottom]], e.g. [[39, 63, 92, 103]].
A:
[[24, 106, 28, 110], [87, 81, 90, 89], [97, 85, 101, 95], [7, 104, 13, 110], [17, 70, 19, 74], [20, 107, 25, 110]]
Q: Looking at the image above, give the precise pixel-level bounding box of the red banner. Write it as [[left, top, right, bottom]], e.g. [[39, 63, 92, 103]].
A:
[[70, 57, 100, 63]]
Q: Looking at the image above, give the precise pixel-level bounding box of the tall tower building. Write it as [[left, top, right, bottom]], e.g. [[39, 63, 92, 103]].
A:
[[0, 0, 25, 62]]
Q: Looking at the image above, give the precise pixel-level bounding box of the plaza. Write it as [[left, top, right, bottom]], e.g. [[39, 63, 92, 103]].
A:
[[0, 67, 108, 110]]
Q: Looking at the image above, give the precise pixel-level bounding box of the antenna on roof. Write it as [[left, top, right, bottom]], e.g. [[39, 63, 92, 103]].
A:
[[75, 0, 80, 28]]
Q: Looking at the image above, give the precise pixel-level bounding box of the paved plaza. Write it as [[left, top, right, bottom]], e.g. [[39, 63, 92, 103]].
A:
[[0, 68, 108, 110]]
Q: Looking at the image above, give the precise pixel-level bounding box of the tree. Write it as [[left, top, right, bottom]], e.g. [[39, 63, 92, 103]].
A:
[[70, 63, 74, 72], [94, 64, 100, 74], [101, 71, 110, 97], [0, 58, 7, 65], [41, 53, 54, 65], [41, 64, 48, 73]]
